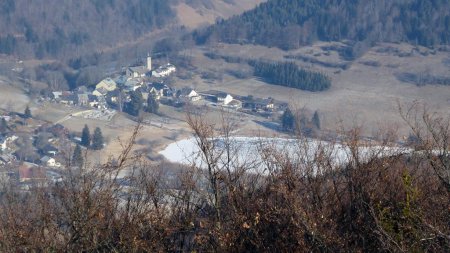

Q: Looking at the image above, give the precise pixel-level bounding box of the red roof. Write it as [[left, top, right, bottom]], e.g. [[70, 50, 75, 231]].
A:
[[18, 163, 46, 181]]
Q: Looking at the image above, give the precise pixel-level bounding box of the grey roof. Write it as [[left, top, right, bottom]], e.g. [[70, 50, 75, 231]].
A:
[[0, 154, 14, 163], [150, 83, 168, 91], [95, 87, 108, 96], [40, 156, 53, 163], [60, 94, 77, 102], [200, 90, 230, 99], [114, 75, 128, 85], [178, 87, 195, 96], [129, 66, 148, 75]]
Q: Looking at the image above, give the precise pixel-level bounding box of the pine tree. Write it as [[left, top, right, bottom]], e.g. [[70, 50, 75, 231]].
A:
[[91, 127, 104, 150], [125, 91, 143, 116], [81, 124, 91, 147], [146, 94, 159, 114], [312, 110, 321, 130], [24, 105, 32, 118], [281, 108, 295, 131], [250, 61, 331, 92], [72, 144, 83, 168]]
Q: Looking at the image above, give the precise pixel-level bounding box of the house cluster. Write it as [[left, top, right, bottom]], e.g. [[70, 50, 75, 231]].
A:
[[44, 54, 286, 120], [52, 87, 107, 110], [0, 113, 69, 189], [48, 54, 177, 110], [198, 90, 287, 113], [0, 161, 62, 190], [154, 87, 285, 114]]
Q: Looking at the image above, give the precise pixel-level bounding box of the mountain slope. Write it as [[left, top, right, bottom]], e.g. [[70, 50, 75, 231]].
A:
[[193, 0, 450, 50], [0, 0, 267, 61], [0, 0, 175, 60], [175, 0, 266, 28]]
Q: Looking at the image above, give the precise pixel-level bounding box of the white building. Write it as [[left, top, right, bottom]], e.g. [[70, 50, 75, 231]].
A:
[[201, 90, 234, 105], [218, 94, 233, 105], [40, 156, 60, 167], [152, 64, 176, 78], [149, 83, 169, 99], [178, 88, 201, 102]]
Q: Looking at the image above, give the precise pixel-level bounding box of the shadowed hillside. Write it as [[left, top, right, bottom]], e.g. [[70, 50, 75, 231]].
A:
[[0, 0, 175, 59], [194, 0, 450, 53]]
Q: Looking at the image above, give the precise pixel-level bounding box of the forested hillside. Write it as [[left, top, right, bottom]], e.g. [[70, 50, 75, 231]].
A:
[[194, 0, 450, 51], [0, 0, 174, 59]]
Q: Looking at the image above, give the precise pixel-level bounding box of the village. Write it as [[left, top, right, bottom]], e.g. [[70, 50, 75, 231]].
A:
[[0, 54, 289, 190], [47, 54, 287, 117]]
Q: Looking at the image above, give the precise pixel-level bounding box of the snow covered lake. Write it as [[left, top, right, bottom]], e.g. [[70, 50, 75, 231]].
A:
[[159, 136, 410, 173]]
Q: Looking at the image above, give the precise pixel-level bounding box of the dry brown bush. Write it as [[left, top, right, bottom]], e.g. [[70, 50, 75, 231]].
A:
[[0, 107, 448, 252]]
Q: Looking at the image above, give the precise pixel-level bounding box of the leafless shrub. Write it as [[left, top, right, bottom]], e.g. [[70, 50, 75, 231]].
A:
[[0, 107, 448, 252]]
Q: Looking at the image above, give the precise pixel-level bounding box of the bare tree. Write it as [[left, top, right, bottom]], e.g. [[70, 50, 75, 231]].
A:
[[399, 101, 450, 192]]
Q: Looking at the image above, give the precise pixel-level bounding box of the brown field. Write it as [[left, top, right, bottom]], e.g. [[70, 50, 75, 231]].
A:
[[175, 0, 266, 29], [177, 43, 450, 136], [32, 101, 274, 164], [0, 77, 29, 112]]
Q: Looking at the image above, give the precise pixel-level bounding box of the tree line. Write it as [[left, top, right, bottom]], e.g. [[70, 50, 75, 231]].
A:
[[250, 60, 331, 92], [193, 0, 450, 51]]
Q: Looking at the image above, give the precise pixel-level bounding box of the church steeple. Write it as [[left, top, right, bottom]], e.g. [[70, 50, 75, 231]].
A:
[[147, 53, 152, 71]]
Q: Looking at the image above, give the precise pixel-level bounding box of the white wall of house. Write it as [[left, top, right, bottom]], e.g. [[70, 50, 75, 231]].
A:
[[0, 140, 6, 151], [47, 159, 56, 167], [223, 95, 233, 105]]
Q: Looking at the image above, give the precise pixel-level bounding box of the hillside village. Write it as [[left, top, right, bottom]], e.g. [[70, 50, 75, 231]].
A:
[[45, 54, 287, 118]]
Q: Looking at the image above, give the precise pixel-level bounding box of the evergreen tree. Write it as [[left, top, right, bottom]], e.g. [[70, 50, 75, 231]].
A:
[[24, 105, 32, 118], [146, 94, 159, 114], [312, 111, 321, 130], [125, 91, 143, 116], [81, 124, 91, 147], [72, 144, 83, 168], [281, 108, 295, 131], [0, 118, 7, 134], [91, 127, 104, 150], [250, 60, 331, 92]]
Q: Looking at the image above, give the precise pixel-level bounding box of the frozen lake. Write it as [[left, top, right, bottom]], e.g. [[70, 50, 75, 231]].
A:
[[159, 136, 409, 173]]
